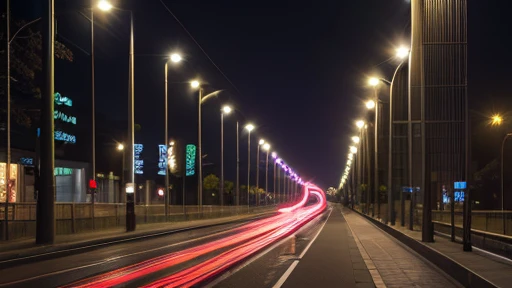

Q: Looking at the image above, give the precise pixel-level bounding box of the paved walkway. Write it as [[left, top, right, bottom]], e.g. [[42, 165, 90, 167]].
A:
[[0, 210, 275, 261], [280, 204, 458, 288], [394, 222, 512, 288], [342, 207, 459, 288]]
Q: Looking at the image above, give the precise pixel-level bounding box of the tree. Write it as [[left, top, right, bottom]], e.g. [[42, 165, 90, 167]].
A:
[[224, 181, 234, 194], [203, 174, 219, 191], [1, 19, 73, 127]]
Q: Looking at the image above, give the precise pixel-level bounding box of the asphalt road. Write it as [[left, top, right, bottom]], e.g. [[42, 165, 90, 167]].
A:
[[0, 219, 263, 288]]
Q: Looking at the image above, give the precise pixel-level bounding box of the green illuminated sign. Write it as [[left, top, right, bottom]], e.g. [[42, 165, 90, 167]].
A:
[[185, 144, 196, 176], [54, 92, 72, 107], [54, 167, 73, 176], [54, 111, 77, 124]]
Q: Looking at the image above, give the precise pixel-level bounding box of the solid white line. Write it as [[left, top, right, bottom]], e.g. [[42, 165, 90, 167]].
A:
[[298, 208, 332, 259], [271, 208, 333, 288], [272, 260, 299, 288]]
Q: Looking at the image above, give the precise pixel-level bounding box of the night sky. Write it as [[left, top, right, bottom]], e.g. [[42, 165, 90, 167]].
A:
[[11, 0, 512, 190]]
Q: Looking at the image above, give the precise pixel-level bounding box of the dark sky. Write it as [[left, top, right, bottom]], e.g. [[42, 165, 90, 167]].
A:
[[13, 0, 512, 190]]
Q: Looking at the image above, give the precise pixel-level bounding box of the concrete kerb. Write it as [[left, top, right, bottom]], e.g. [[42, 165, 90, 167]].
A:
[[0, 211, 277, 269], [349, 207, 497, 288]]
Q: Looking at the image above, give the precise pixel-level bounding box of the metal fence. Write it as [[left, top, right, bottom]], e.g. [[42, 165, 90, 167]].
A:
[[0, 203, 276, 240], [432, 210, 512, 236]]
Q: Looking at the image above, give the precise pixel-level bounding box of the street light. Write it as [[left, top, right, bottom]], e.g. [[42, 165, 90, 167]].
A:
[[220, 105, 232, 207], [350, 146, 358, 154], [396, 46, 410, 59], [98, 0, 113, 11], [356, 120, 365, 129], [191, 80, 200, 88], [272, 152, 277, 204], [263, 143, 271, 204], [245, 123, 255, 211], [368, 77, 380, 87], [256, 139, 265, 205], [190, 80, 203, 213], [164, 52, 182, 219], [117, 143, 124, 151], [491, 114, 503, 126], [352, 136, 360, 144], [365, 100, 376, 110]]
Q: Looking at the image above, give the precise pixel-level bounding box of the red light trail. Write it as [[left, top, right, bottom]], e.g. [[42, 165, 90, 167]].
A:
[[62, 184, 326, 288]]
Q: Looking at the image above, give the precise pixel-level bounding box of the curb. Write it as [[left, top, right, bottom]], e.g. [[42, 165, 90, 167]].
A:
[[350, 207, 497, 288], [0, 211, 276, 269]]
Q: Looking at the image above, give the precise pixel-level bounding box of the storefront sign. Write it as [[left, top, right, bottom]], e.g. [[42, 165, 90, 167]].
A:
[[54, 167, 73, 176], [134, 144, 144, 174], [55, 130, 76, 144]]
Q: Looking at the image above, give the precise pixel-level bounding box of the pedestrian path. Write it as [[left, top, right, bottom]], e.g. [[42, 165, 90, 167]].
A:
[[342, 207, 460, 288]]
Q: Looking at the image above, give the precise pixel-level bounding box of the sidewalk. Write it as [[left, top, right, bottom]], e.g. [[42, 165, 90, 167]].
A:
[[0, 209, 276, 264], [353, 207, 512, 288]]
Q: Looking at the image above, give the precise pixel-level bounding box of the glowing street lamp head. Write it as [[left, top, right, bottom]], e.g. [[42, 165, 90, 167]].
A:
[[272, 152, 277, 159], [351, 136, 360, 144], [170, 53, 182, 63], [258, 139, 265, 145], [98, 0, 113, 11], [117, 143, 124, 151], [263, 143, 270, 151], [368, 77, 380, 87], [348, 153, 353, 160], [356, 120, 365, 129], [245, 123, 255, 132], [350, 146, 357, 154], [491, 114, 503, 126], [222, 105, 232, 114], [366, 99, 376, 109], [396, 46, 410, 59], [190, 80, 200, 88]]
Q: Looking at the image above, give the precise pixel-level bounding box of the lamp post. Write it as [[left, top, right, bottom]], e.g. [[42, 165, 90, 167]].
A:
[[272, 152, 277, 204], [164, 53, 182, 218], [97, 0, 136, 231], [245, 124, 255, 211], [263, 143, 270, 205], [117, 143, 125, 202], [368, 78, 380, 218], [190, 80, 203, 212], [501, 133, 512, 235], [220, 105, 232, 207], [236, 121, 240, 206], [256, 139, 264, 205]]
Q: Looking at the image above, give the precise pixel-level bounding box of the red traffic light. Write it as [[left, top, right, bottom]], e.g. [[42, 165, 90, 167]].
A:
[[89, 179, 97, 189]]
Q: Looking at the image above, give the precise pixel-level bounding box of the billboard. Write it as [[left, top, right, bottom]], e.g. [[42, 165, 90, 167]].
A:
[[185, 144, 196, 176], [134, 144, 144, 174]]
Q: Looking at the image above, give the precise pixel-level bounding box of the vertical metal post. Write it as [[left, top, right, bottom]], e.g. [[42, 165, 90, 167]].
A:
[[164, 62, 169, 219], [409, 190, 414, 231], [198, 88, 203, 213], [36, 0, 56, 244], [277, 167, 280, 203], [90, 0, 96, 186], [220, 112, 224, 207], [236, 121, 239, 206], [366, 126, 372, 216], [247, 130, 251, 212], [451, 191, 455, 241], [374, 88, 379, 219], [501, 134, 511, 235], [5, 0, 11, 240], [256, 144, 260, 206], [265, 150, 269, 204], [125, 11, 136, 232], [273, 161, 277, 204]]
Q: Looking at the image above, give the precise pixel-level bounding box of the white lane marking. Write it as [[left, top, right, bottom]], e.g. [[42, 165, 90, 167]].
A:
[[0, 223, 251, 287], [272, 208, 333, 288], [272, 260, 299, 288], [342, 209, 386, 288]]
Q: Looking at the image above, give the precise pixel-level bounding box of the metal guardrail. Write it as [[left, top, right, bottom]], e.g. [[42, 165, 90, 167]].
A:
[[0, 203, 276, 240], [432, 210, 512, 236]]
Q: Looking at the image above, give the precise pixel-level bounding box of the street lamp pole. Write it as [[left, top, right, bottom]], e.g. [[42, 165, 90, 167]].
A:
[[265, 147, 270, 204], [198, 87, 203, 213], [164, 62, 169, 218], [501, 133, 512, 235], [247, 131, 251, 211], [90, 1, 96, 189], [221, 112, 225, 207], [236, 121, 240, 206], [256, 140, 263, 205]]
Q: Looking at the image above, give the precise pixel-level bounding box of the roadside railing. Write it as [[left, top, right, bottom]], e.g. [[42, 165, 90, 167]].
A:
[[0, 203, 277, 241]]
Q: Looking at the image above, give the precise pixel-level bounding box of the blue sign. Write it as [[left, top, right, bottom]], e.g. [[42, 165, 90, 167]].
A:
[[55, 130, 76, 143], [402, 187, 413, 193], [454, 191, 465, 202], [134, 144, 144, 174], [19, 157, 34, 166], [158, 145, 167, 175], [442, 194, 450, 204], [54, 110, 76, 125], [454, 181, 467, 190]]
